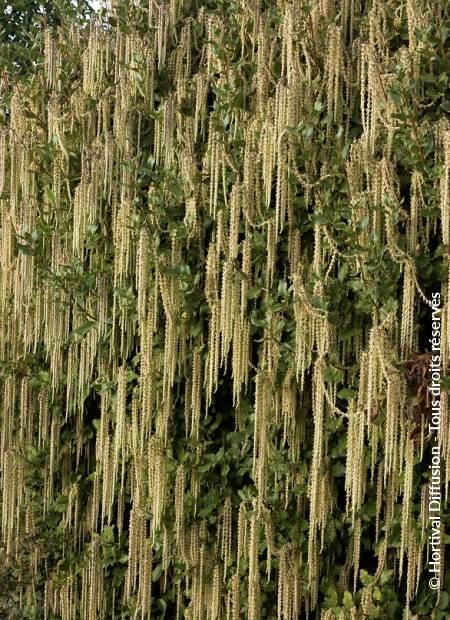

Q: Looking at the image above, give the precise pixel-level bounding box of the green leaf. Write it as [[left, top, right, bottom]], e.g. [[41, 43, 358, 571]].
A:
[[343, 591, 353, 609], [303, 125, 314, 140], [358, 216, 370, 230], [72, 321, 97, 337], [247, 286, 261, 300], [112, 566, 126, 588], [158, 599, 167, 616], [16, 242, 34, 255], [360, 569, 375, 586], [338, 263, 348, 282], [337, 388, 356, 400], [311, 296, 327, 310], [152, 563, 163, 582], [250, 315, 267, 327], [277, 280, 288, 297], [101, 526, 114, 544], [310, 213, 328, 225], [438, 592, 449, 610], [54, 494, 68, 513], [388, 88, 402, 104], [191, 322, 202, 337], [379, 569, 394, 585], [348, 278, 363, 292], [314, 100, 323, 112], [373, 586, 382, 601]]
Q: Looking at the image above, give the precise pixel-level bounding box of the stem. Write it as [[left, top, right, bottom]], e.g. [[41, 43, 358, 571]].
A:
[[357, 258, 379, 310], [400, 84, 425, 164], [373, 59, 388, 103], [307, 5, 319, 67]]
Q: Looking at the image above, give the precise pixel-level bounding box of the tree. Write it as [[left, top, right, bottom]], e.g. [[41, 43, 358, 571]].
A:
[[0, 0, 92, 74]]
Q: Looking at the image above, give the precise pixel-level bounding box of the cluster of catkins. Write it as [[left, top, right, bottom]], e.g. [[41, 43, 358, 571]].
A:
[[0, 0, 448, 618]]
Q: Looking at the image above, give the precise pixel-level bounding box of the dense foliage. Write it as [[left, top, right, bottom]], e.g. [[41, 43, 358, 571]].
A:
[[0, 0, 92, 74], [0, 0, 449, 618]]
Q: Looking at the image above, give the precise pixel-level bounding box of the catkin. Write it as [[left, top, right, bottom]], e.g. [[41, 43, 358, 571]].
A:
[[0, 2, 444, 617]]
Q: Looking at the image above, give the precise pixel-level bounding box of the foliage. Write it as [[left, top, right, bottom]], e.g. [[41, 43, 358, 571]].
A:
[[0, 0, 449, 618], [0, 0, 92, 76]]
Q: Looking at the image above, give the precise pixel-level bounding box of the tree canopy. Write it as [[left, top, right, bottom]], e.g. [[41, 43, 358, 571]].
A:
[[0, 0, 449, 618]]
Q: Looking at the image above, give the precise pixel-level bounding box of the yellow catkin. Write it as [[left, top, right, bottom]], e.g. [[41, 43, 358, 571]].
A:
[[221, 497, 232, 581], [231, 572, 240, 620], [248, 513, 260, 620], [0, 4, 443, 616], [237, 501, 248, 564], [400, 261, 415, 358], [113, 366, 127, 486], [148, 436, 167, 538], [175, 463, 185, 550], [399, 437, 415, 581], [307, 359, 325, 598]]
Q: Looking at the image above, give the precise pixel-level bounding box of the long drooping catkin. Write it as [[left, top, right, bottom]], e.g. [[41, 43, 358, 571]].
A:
[[0, 2, 445, 617]]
